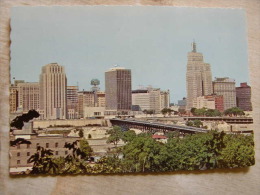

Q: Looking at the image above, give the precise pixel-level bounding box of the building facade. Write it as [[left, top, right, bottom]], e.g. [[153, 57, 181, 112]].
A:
[[10, 85, 19, 113], [10, 134, 80, 173], [10, 80, 25, 113], [132, 87, 170, 114], [213, 77, 236, 110], [105, 67, 132, 114], [17, 82, 40, 113], [236, 82, 252, 111], [186, 42, 213, 110], [192, 95, 224, 112], [39, 63, 67, 119], [67, 86, 79, 119], [77, 90, 106, 118]]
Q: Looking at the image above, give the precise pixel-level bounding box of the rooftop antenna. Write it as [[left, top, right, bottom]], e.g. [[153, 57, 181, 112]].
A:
[[192, 39, 197, 52]]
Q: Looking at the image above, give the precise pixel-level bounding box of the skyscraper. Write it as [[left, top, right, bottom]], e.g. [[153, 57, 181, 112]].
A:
[[213, 77, 236, 110], [236, 82, 252, 111], [186, 42, 213, 110], [105, 67, 132, 114], [67, 86, 78, 119], [39, 63, 67, 119]]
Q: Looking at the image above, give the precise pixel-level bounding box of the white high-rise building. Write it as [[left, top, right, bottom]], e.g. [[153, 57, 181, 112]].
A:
[[39, 63, 67, 119], [186, 42, 213, 110], [132, 87, 170, 114]]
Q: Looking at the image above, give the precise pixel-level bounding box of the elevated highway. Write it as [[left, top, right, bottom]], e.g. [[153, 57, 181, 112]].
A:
[[183, 116, 253, 124], [110, 118, 209, 134]]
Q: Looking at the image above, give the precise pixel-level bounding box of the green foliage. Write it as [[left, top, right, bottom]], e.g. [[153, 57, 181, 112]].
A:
[[205, 109, 222, 117], [106, 126, 123, 147], [166, 131, 180, 139], [121, 130, 137, 143], [122, 134, 163, 172], [186, 120, 203, 128], [91, 156, 124, 174], [79, 139, 93, 160], [28, 146, 58, 174], [161, 108, 173, 117], [218, 134, 255, 168], [224, 107, 245, 116], [192, 108, 222, 117], [79, 129, 84, 138], [161, 108, 168, 117]]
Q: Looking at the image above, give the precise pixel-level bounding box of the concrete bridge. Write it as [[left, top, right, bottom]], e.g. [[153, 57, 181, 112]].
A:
[[110, 118, 209, 134]]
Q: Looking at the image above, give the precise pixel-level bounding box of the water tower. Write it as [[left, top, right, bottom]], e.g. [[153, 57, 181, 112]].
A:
[[91, 79, 100, 106]]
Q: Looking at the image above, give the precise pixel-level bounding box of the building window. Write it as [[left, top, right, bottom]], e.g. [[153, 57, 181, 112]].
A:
[[17, 160, 20, 165], [55, 151, 58, 155], [55, 143, 58, 148], [46, 143, 49, 148], [27, 152, 30, 156], [17, 152, 20, 157]]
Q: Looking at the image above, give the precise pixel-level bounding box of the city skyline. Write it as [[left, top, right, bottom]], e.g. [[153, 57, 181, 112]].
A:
[[10, 6, 249, 103]]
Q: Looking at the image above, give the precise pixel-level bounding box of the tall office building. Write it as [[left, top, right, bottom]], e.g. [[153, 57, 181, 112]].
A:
[[67, 86, 79, 119], [236, 82, 252, 111], [17, 82, 40, 113], [213, 77, 236, 110], [105, 67, 132, 114], [186, 42, 213, 110], [9, 80, 25, 113], [39, 63, 67, 119]]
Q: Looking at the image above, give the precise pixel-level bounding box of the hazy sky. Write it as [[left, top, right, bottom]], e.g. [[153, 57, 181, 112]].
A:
[[11, 6, 249, 103]]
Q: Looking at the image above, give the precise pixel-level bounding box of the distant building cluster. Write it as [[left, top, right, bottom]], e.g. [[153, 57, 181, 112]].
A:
[[10, 64, 170, 119], [10, 42, 252, 118], [183, 41, 252, 112]]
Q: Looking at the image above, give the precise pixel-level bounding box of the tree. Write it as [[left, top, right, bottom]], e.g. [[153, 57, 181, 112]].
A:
[[205, 109, 222, 117], [194, 107, 207, 116], [122, 134, 162, 172], [79, 139, 93, 160], [106, 126, 123, 147], [203, 131, 226, 169], [186, 120, 203, 128], [10, 109, 40, 129], [224, 107, 245, 116], [161, 108, 168, 117], [193, 120, 203, 128], [146, 109, 155, 116], [78, 129, 84, 138], [190, 107, 196, 115], [218, 134, 255, 168], [28, 146, 58, 174], [167, 108, 173, 116], [10, 138, 31, 147], [121, 130, 136, 143]]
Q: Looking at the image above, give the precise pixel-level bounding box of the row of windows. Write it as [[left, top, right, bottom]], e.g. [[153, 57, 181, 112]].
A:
[[16, 150, 68, 157], [16, 142, 60, 149]]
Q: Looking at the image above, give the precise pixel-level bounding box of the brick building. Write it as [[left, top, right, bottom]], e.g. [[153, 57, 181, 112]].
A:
[[236, 82, 252, 111]]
